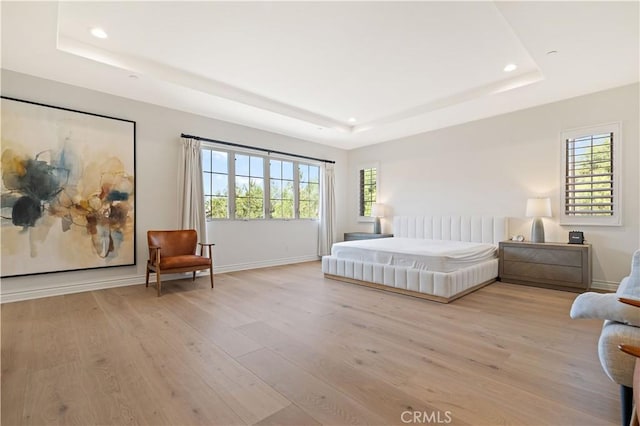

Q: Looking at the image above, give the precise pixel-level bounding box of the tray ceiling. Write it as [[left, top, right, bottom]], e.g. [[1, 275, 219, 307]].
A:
[[2, 1, 638, 149]]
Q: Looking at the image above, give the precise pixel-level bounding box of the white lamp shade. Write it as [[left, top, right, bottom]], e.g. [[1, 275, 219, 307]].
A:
[[526, 198, 552, 218], [371, 203, 385, 217]]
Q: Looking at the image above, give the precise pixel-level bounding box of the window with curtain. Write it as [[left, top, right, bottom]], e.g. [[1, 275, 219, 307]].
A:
[[201, 146, 320, 220], [561, 123, 621, 226]]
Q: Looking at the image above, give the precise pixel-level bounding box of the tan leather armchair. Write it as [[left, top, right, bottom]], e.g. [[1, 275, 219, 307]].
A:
[[145, 230, 214, 296]]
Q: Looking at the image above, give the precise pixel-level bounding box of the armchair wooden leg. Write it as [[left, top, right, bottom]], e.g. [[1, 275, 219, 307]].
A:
[[145, 263, 150, 287], [192, 271, 196, 281], [156, 270, 162, 297], [621, 385, 633, 426], [210, 267, 214, 289]]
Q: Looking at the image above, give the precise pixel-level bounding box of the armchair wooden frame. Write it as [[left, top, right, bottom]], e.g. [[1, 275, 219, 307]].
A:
[[618, 297, 640, 426], [145, 230, 215, 296]]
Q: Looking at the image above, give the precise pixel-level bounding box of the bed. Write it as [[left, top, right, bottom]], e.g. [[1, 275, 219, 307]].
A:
[[322, 216, 508, 303]]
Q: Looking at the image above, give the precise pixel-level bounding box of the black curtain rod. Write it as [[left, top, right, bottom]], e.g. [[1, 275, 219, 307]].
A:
[[181, 133, 335, 164]]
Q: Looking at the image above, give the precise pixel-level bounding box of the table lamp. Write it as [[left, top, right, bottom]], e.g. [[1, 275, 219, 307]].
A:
[[371, 203, 385, 234], [526, 197, 552, 243]]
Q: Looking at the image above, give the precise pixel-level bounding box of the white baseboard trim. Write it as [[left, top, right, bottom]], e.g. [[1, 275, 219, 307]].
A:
[[591, 280, 619, 292], [213, 255, 320, 274], [1, 255, 321, 303], [0, 274, 145, 304]]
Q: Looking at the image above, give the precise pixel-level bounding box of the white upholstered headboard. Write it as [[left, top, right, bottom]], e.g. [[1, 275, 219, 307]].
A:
[[392, 216, 508, 245]]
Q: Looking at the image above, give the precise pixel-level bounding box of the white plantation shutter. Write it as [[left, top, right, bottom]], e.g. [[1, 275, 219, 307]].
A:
[[565, 132, 614, 216], [561, 123, 621, 226]]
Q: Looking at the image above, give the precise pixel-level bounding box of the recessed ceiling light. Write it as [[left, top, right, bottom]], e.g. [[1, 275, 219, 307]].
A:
[[90, 27, 108, 39], [503, 64, 517, 72], [348, 117, 357, 123]]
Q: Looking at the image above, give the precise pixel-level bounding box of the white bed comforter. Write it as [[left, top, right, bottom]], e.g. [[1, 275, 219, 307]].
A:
[[331, 237, 497, 273]]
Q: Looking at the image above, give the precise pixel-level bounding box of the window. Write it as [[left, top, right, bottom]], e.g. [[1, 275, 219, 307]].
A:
[[565, 133, 613, 215], [201, 146, 320, 220], [298, 163, 320, 218], [561, 123, 621, 226], [203, 149, 229, 219], [235, 154, 265, 219], [270, 159, 295, 219], [359, 166, 377, 217]]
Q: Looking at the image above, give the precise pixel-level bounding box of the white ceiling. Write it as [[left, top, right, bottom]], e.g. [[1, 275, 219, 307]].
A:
[[2, 1, 638, 149]]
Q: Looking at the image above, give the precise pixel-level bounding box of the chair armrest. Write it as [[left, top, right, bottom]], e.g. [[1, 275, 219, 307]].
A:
[[148, 246, 161, 264], [599, 322, 640, 387], [570, 292, 640, 326], [620, 297, 640, 309], [198, 243, 215, 257], [618, 298, 640, 359], [619, 344, 640, 358]]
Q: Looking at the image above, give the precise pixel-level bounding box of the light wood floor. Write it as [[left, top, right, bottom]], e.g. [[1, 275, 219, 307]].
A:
[[2, 261, 619, 425]]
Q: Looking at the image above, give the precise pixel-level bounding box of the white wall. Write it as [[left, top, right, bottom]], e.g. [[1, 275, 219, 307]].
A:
[[346, 83, 640, 287], [1, 70, 348, 302], [2, 70, 637, 300]]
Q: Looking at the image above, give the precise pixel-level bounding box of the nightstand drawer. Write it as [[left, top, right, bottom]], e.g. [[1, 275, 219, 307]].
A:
[[503, 246, 582, 267], [344, 233, 393, 241], [502, 261, 584, 287]]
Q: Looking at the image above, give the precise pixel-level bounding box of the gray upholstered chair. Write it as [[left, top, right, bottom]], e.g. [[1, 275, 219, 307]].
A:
[[571, 250, 640, 426]]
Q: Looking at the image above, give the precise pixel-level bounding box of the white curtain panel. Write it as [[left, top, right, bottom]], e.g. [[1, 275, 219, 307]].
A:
[[178, 137, 207, 243], [318, 163, 336, 256]]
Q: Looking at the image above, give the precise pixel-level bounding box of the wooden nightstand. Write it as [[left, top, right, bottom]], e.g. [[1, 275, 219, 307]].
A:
[[498, 241, 592, 292], [344, 232, 393, 241]]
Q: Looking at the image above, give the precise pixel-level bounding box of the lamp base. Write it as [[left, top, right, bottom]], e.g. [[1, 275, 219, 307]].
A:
[[373, 217, 381, 234], [530, 217, 545, 243]]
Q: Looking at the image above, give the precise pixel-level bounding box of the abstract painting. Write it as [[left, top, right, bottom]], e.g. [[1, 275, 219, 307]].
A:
[[1, 97, 136, 277]]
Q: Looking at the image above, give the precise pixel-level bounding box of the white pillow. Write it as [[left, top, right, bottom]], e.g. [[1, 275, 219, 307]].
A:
[[570, 292, 640, 326]]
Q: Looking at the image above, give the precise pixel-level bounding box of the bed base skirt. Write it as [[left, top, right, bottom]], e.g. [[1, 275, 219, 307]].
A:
[[324, 273, 494, 303], [321, 256, 499, 303]]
